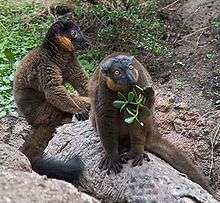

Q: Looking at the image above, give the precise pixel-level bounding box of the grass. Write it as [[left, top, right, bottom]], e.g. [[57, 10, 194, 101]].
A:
[[0, 0, 171, 118], [0, 0, 53, 116]]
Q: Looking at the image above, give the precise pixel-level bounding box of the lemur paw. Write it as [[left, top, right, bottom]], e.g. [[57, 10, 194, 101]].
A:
[[99, 155, 123, 175], [75, 108, 89, 121], [120, 151, 150, 166], [142, 86, 154, 98], [132, 153, 150, 167]]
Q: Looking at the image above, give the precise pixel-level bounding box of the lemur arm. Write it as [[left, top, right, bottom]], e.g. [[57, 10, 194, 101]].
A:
[[40, 65, 87, 114], [67, 57, 89, 97]]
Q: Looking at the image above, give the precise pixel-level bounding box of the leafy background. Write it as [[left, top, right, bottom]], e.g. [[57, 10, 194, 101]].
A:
[[0, 0, 172, 117]]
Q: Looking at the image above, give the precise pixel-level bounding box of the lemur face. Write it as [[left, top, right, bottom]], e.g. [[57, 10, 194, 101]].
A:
[[65, 21, 89, 50], [47, 20, 89, 51], [100, 55, 139, 91]]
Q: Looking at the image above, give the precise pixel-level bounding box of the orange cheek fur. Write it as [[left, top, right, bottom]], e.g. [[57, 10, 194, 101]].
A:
[[55, 36, 74, 52]]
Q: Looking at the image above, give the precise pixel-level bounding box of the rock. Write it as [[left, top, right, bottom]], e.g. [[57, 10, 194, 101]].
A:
[[174, 102, 189, 110], [0, 116, 30, 151], [0, 143, 31, 172], [43, 121, 217, 203], [0, 109, 219, 202], [155, 97, 171, 112], [0, 143, 100, 203], [0, 169, 100, 203]]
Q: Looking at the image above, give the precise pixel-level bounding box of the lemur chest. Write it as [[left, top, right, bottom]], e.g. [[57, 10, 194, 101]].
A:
[[57, 61, 75, 80]]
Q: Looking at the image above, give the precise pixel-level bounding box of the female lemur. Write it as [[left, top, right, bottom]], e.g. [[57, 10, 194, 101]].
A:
[[13, 19, 90, 185], [88, 53, 212, 193]]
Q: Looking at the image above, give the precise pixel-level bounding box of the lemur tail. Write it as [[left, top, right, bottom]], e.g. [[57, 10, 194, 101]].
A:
[[145, 137, 213, 194], [22, 125, 83, 186]]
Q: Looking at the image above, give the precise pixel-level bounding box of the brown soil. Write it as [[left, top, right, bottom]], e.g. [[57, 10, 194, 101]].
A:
[[152, 0, 220, 113], [1, 0, 220, 201], [150, 0, 220, 200]]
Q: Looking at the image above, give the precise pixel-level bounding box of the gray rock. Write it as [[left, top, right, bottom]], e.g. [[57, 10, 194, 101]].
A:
[[0, 143, 31, 172], [43, 121, 217, 203], [0, 169, 100, 203], [0, 116, 30, 151], [0, 142, 100, 203]]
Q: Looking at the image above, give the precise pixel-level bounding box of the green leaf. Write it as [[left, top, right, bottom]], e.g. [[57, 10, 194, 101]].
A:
[[215, 100, 220, 105], [113, 100, 126, 109], [128, 92, 135, 102], [126, 107, 136, 116], [120, 103, 127, 112], [0, 110, 7, 118], [142, 97, 146, 105], [133, 88, 138, 99], [8, 111, 19, 118], [124, 116, 135, 124], [206, 53, 215, 60], [135, 117, 144, 127], [136, 94, 143, 103], [139, 121, 144, 126], [3, 48, 15, 61]]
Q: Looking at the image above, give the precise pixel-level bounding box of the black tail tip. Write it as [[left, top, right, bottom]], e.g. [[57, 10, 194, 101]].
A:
[[32, 155, 84, 186]]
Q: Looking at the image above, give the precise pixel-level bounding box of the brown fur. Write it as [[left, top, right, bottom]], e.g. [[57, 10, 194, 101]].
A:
[[13, 28, 89, 160], [88, 53, 212, 194]]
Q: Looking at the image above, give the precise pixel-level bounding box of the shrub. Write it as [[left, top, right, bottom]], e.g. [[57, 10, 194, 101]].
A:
[[0, 0, 53, 116], [0, 0, 172, 117]]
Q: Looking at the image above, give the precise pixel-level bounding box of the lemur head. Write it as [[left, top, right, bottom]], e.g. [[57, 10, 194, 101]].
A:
[[45, 20, 89, 52], [100, 55, 139, 92]]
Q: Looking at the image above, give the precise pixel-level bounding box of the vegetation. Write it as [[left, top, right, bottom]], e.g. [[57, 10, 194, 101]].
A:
[[0, 0, 171, 117], [76, 0, 169, 64], [0, 0, 53, 117], [113, 86, 152, 126]]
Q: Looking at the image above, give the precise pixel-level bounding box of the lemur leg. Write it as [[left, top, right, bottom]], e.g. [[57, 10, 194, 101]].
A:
[[121, 116, 152, 166], [22, 100, 73, 159]]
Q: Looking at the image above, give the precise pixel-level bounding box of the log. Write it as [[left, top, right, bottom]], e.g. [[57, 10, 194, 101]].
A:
[[44, 120, 217, 203]]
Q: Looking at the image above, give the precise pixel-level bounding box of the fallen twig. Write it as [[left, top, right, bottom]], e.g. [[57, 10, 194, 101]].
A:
[[161, 0, 182, 10], [178, 27, 209, 43], [209, 122, 220, 177]]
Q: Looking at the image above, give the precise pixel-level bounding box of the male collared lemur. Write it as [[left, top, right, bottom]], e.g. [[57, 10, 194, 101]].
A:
[[88, 53, 212, 193], [13, 19, 90, 185]]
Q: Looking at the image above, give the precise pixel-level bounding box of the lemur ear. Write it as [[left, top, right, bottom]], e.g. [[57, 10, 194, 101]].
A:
[[100, 58, 114, 75], [54, 36, 74, 52]]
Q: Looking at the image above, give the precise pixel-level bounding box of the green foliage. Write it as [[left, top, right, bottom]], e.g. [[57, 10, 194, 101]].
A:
[[0, 0, 53, 117], [74, 0, 168, 63], [77, 48, 101, 75], [0, 0, 171, 118], [206, 52, 216, 60], [113, 86, 151, 126], [210, 19, 220, 29], [175, 79, 185, 90]]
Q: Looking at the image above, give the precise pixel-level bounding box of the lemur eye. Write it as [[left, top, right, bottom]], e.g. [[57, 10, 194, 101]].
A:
[[129, 64, 133, 70], [71, 30, 78, 38], [114, 70, 120, 76]]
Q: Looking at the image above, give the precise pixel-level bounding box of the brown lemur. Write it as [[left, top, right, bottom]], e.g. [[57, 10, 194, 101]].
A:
[[88, 53, 212, 193], [13, 19, 90, 185]]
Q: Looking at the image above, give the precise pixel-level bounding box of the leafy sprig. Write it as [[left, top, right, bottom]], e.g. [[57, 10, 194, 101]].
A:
[[113, 85, 151, 126]]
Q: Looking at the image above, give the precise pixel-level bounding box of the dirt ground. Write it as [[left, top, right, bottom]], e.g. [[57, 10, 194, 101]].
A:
[[150, 0, 220, 200], [1, 0, 220, 201], [153, 0, 220, 113]]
